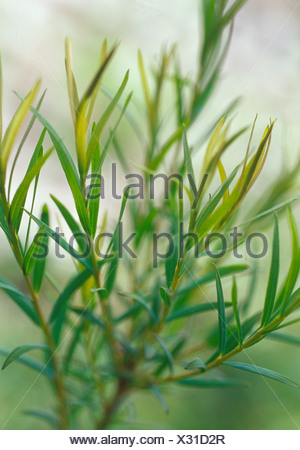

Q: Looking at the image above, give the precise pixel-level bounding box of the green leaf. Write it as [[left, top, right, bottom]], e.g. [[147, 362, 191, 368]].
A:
[[63, 322, 85, 372], [160, 287, 172, 306], [165, 302, 231, 323], [280, 207, 300, 315], [224, 362, 300, 389], [238, 198, 298, 228], [23, 409, 58, 428], [49, 269, 93, 323], [0, 347, 53, 378], [24, 128, 46, 249], [1, 80, 41, 172], [32, 205, 49, 293], [182, 124, 195, 180], [153, 333, 174, 374], [9, 148, 52, 229], [105, 254, 118, 296], [8, 91, 47, 203], [261, 215, 280, 326], [25, 104, 91, 234], [231, 276, 243, 346], [120, 293, 158, 324], [177, 264, 248, 296], [23, 210, 93, 272], [214, 265, 227, 355], [86, 70, 129, 175], [178, 377, 245, 388], [70, 307, 105, 329], [23, 228, 46, 275], [88, 135, 101, 239], [149, 385, 169, 414], [0, 277, 39, 325], [185, 357, 206, 371], [220, 0, 248, 27], [267, 332, 300, 347], [165, 243, 178, 289], [195, 164, 239, 232], [0, 54, 2, 141], [50, 194, 91, 257], [0, 202, 12, 242], [2, 344, 49, 370]]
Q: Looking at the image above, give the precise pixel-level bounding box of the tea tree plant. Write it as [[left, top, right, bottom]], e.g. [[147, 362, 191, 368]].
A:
[[0, 0, 299, 429]]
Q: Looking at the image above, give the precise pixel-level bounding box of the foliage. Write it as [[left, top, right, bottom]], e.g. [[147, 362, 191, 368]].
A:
[[0, 0, 299, 430]]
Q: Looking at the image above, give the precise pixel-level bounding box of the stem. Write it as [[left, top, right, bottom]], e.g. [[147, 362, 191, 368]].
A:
[[96, 378, 128, 430], [155, 312, 288, 386], [0, 184, 69, 429], [90, 240, 121, 368], [25, 276, 69, 429]]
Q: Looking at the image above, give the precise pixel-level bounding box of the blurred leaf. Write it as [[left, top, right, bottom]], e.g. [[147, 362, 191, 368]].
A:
[[231, 276, 243, 346], [224, 362, 300, 389], [138, 50, 154, 126], [160, 287, 172, 306], [214, 265, 227, 355], [32, 205, 49, 293], [182, 125, 195, 181], [86, 70, 129, 175], [24, 128, 46, 249], [23, 409, 58, 428], [185, 357, 206, 371], [51, 194, 91, 256], [217, 160, 229, 203], [220, 0, 248, 26], [50, 269, 96, 323], [9, 149, 52, 230], [88, 134, 101, 239], [178, 264, 248, 295], [23, 228, 46, 275], [195, 164, 239, 232], [280, 207, 300, 315], [0, 347, 53, 378], [8, 91, 47, 203], [166, 302, 231, 323], [267, 332, 300, 347], [149, 385, 169, 414], [75, 42, 118, 176], [2, 344, 49, 370], [178, 377, 245, 388], [153, 333, 174, 374], [23, 211, 93, 272], [70, 307, 105, 329], [0, 277, 39, 325], [261, 215, 279, 326], [25, 104, 91, 234], [65, 37, 79, 127], [120, 293, 158, 324], [1, 80, 40, 172], [0, 54, 2, 141], [0, 202, 12, 242]]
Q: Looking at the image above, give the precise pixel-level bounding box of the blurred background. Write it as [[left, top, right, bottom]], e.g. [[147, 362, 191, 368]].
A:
[[0, 0, 300, 430]]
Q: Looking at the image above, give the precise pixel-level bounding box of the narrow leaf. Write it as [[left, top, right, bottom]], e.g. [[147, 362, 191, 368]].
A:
[[2, 344, 49, 370], [224, 362, 300, 389], [1, 80, 41, 171], [153, 333, 174, 374], [185, 357, 206, 371], [231, 276, 243, 345], [214, 265, 227, 355], [261, 215, 280, 326], [0, 277, 39, 325]]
